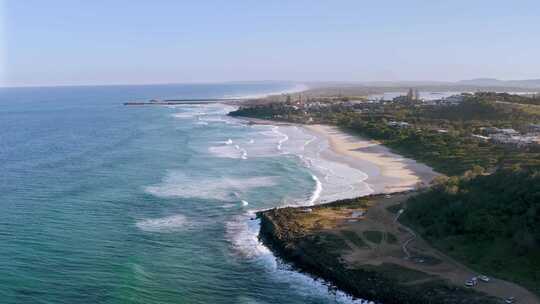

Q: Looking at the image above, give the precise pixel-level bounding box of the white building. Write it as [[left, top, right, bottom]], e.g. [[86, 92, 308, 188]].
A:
[[387, 121, 410, 128]]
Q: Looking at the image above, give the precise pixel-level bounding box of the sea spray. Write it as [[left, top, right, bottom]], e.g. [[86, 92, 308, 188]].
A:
[[3, 83, 336, 304], [145, 173, 278, 200], [307, 174, 323, 205], [136, 214, 189, 232], [225, 212, 369, 304]]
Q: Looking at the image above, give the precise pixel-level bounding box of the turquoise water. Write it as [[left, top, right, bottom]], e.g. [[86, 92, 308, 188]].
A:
[[0, 83, 369, 304]]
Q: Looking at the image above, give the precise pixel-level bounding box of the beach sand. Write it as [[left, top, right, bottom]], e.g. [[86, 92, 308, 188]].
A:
[[304, 124, 439, 193]]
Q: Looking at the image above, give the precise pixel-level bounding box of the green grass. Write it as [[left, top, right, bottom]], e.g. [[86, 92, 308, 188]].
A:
[[363, 230, 384, 244], [387, 233, 398, 244], [342, 230, 369, 248], [434, 237, 540, 296], [314, 233, 351, 252], [361, 263, 433, 284]]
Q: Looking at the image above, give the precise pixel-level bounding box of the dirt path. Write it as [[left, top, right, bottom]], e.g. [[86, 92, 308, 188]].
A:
[[337, 193, 539, 304]]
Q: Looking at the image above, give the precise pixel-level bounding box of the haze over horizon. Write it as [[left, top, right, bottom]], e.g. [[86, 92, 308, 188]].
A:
[[2, 1, 539, 87]]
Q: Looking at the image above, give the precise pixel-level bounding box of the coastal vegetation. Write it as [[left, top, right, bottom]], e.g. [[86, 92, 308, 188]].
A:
[[257, 194, 501, 303], [231, 92, 540, 175], [231, 91, 540, 299], [402, 167, 540, 295]]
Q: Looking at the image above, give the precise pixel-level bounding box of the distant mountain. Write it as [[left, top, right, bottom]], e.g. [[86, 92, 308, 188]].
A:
[[458, 78, 540, 89]]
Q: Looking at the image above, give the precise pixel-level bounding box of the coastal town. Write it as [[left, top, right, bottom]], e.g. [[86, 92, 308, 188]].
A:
[[235, 90, 540, 150]]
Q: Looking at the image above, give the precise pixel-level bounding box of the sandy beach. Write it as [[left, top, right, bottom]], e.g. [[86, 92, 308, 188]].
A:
[[304, 124, 439, 193]]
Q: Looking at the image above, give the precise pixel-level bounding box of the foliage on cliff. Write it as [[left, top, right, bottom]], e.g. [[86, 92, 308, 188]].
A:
[[402, 167, 540, 295]]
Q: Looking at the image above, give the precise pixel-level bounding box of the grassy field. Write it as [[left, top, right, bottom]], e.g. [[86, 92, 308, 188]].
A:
[[257, 193, 504, 303]]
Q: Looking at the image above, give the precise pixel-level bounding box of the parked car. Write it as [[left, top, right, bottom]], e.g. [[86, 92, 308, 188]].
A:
[[478, 275, 490, 282], [504, 297, 516, 303]]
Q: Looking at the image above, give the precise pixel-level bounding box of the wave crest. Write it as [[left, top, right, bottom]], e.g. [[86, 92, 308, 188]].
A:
[[145, 173, 277, 201], [136, 214, 188, 232]]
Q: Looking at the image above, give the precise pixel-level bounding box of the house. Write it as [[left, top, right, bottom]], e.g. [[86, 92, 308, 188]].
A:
[[528, 124, 540, 134], [440, 95, 464, 105], [500, 128, 519, 136], [480, 127, 502, 135], [387, 121, 410, 128], [491, 133, 537, 147]]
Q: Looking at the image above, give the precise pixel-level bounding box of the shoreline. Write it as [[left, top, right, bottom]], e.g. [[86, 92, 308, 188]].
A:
[[235, 116, 439, 196], [230, 116, 537, 303], [303, 124, 440, 194], [256, 193, 505, 304]]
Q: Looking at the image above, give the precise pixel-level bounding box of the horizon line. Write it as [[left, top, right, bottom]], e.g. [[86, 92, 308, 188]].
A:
[[2, 78, 540, 90]]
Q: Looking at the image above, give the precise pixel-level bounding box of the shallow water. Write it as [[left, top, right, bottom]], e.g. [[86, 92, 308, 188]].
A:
[[0, 83, 373, 304]]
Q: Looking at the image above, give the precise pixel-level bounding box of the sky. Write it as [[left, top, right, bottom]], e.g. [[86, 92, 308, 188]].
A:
[[2, 0, 540, 87]]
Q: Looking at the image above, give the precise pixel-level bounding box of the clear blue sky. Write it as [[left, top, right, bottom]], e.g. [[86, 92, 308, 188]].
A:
[[2, 0, 539, 87]]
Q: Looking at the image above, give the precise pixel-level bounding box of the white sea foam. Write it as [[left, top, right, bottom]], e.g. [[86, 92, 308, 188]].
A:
[[225, 212, 370, 304], [239, 125, 372, 203], [307, 174, 323, 205], [303, 135, 317, 150], [234, 144, 248, 159], [209, 144, 247, 159], [206, 121, 373, 203], [169, 101, 373, 300], [199, 116, 232, 124], [167, 100, 375, 302], [136, 214, 188, 232], [173, 112, 201, 119], [272, 126, 289, 152], [145, 173, 277, 201], [172, 104, 239, 126]]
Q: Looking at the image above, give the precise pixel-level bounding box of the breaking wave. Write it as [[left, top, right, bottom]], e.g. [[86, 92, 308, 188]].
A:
[[136, 214, 189, 233], [145, 173, 277, 201], [225, 212, 371, 304]]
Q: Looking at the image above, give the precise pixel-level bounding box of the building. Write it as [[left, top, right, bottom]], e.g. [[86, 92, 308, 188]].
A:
[[440, 95, 464, 105], [500, 128, 519, 136], [406, 88, 420, 102], [388, 121, 410, 128], [491, 133, 537, 147], [480, 127, 501, 135], [528, 124, 540, 134]]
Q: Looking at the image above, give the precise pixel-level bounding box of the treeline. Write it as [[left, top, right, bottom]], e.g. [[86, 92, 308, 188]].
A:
[[417, 95, 540, 132], [230, 95, 540, 175], [230, 92, 540, 295], [342, 118, 505, 175], [473, 92, 540, 106], [402, 167, 540, 295]]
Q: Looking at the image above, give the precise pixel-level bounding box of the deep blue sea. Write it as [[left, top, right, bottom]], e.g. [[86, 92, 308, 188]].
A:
[[0, 83, 371, 304]]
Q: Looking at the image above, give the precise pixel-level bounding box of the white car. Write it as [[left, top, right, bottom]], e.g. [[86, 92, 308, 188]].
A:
[[505, 297, 516, 304], [478, 275, 490, 282], [464, 280, 475, 288]]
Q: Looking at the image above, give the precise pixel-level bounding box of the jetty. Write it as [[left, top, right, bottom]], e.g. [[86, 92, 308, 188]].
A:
[[123, 98, 247, 106]]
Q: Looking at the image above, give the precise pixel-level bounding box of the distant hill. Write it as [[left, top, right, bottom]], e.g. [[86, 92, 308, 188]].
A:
[[458, 78, 540, 89], [301, 79, 540, 96]]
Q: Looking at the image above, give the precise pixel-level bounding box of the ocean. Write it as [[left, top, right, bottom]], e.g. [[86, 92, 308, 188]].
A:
[[0, 83, 372, 304]]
